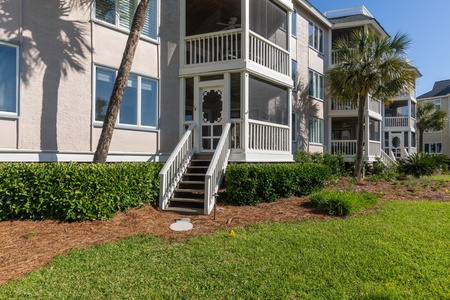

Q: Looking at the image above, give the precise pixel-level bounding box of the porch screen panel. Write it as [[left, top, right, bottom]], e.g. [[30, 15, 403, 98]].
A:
[[249, 75, 288, 125], [230, 73, 241, 119], [185, 78, 194, 121], [249, 0, 287, 49], [369, 118, 380, 141]]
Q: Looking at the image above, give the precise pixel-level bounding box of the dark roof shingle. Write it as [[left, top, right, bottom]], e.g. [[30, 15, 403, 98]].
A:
[[418, 80, 450, 99]]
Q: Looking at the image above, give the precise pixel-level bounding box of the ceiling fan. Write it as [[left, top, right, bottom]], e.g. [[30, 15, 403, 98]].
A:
[[217, 17, 241, 30]]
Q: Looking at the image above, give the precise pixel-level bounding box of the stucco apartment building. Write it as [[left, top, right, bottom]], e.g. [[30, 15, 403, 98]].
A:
[[417, 80, 450, 156], [0, 0, 419, 214]]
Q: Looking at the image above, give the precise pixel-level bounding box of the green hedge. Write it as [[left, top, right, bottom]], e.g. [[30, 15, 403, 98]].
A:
[[310, 190, 378, 216], [224, 163, 332, 206], [0, 162, 163, 221]]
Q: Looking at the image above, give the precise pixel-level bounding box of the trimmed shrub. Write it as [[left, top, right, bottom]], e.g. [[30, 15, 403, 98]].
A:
[[0, 162, 163, 221], [295, 151, 345, 176], [225, 163, 332, 206], [398, 153, 450, 178], [310, 190, 378, 216]]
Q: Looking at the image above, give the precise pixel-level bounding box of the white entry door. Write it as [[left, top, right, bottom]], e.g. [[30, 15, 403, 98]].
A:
[[200, 86, 224, 151], [391, 133, 403, 159]]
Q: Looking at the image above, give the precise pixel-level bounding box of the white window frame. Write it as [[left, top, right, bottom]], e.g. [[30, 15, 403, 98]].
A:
[[93, 0, 159, 42], [308, 21, 324, 53], [309, 116, 324, 145], [0, 41, 19, 118], [424, 142, 442, 154], [309, 70, 324, 100], [93, 65, 159, 131]]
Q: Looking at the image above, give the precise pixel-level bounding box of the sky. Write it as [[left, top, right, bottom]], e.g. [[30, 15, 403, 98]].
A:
[[309, 0, 450, 96]]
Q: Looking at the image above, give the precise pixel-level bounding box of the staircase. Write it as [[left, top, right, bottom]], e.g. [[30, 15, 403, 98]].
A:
[[164, 153, 213, 214]]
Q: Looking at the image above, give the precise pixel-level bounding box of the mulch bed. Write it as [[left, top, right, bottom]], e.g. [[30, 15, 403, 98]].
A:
[[1, 178, 449, 285]]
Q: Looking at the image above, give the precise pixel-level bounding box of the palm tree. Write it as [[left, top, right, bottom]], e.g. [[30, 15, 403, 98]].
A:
[[416, 102, 447, 153], [93, 0, 150, 163], [326, 30, 418, 178]]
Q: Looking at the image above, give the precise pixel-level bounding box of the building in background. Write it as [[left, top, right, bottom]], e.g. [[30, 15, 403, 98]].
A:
[[417, 80, 450, 156]]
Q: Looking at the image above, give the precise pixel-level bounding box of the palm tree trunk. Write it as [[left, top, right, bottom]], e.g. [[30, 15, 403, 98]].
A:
[[354, 95, 366, 179], [93, 0, 150, 163], [418, 129, 424, 153]]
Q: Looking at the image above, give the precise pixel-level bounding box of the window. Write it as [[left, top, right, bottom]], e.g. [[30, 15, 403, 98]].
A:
[[429, 99, 441, 110], [291, 9, 297, 37], [95, 66, 158, 129], [309, 70, 324, 100], [0, 42, 19, 115], [309, 117, 324, 144], [292, 113, 298, 142], [95, 0, 158, 40], [292, 60, 298, 91], [308, 21, 324, 53], [424, 142, 442, 154]]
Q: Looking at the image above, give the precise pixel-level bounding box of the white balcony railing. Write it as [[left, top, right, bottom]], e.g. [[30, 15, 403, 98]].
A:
[[331, 100, 357, 111], [248, 120, 290, 152], [185, 29, 243, 65], [331, 140, 357, 156], [385, 117, 409, 127], [248, 32, 290, 76]]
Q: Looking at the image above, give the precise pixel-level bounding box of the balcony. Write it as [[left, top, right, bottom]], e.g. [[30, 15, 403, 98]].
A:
[[184, 29, 289, 77], [384, 117, 416, 129]]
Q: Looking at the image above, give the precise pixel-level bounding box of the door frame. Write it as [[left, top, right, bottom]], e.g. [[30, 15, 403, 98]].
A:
[[195, 78, 229, 152]]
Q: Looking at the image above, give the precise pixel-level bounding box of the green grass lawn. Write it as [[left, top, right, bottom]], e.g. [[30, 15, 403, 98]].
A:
[[1, 200, 449, 299]]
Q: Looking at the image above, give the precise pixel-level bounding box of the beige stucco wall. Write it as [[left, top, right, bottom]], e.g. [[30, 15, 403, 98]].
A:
[[0, 0, 162, 159], [159, 0, 181, 154], [0, 0, 21, 40], [291, 6, 328, 153], [18, 0, 92, 152], [0, 119, 17, 148]]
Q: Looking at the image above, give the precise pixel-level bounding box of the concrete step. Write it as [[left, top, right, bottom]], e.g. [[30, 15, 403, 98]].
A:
[[164, 207, 204, 215]]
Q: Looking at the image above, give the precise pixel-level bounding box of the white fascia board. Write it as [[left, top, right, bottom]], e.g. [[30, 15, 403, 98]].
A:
[[294, 0, 333, 27]]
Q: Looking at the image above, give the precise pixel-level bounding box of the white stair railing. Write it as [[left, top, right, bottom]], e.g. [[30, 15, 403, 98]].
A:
[[204, 121, 231, 215], [159, 122, 196, 211], [380, 149, 396, 167]]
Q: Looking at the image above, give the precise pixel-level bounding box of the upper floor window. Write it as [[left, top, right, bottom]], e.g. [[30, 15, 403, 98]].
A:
[[95, 0, 158, 40], [309, 70, 324, 100], [309, 116, 324, 144], [94, 66, 159, 129], [292, 60, 298, 91], [308, 21, 324, 53], [0, 42, 19, 116], [291, 9, 297, 37], [429, 99, 441, 110]]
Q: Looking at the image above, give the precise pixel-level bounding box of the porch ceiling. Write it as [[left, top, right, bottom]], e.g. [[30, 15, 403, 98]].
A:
[[186, 0, 241, 36]]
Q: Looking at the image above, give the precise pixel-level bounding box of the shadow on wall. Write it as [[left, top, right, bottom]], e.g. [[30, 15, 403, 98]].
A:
[[0, 0, 92, 151], [292, 76, 319, 152]]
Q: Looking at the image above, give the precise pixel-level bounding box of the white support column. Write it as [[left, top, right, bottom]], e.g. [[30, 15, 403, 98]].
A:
[[193, 76, 200, 151], [180, 0, 186, 67], [243, 0, 249, 62], [179, 77, 185, 139], [243, 72, 249, 154]]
